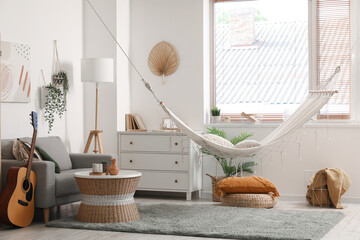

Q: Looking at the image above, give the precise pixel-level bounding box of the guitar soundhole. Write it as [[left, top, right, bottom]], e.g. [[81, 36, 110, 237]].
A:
[[23, 179, 30, 191], [26, 184, 33, 202]]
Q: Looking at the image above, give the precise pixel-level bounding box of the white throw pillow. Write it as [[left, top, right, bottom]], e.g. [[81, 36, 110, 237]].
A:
[[235, 140, 261, 149], [203, 134, 234, 148]]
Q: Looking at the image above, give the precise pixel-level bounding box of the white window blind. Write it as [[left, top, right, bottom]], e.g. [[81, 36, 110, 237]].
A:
[[316, 0, 351, 119]]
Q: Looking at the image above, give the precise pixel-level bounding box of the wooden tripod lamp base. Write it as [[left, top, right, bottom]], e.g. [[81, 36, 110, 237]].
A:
[[81, 58, 114, 154], [84, 130, 104, 154]]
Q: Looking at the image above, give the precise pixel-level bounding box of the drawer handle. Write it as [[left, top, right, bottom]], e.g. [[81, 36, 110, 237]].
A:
[[175, 180, 178, 183], [175, 142, 178, 146], [130, 160, 133, 163], [175, 161, 178, 164], [130, 141, 133, 145]]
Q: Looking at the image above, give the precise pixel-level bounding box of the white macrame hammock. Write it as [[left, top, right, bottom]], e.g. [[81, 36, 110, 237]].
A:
[[86, 0, 349, 159]]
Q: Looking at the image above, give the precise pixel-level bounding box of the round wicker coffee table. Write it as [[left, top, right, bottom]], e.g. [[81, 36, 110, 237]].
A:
[[74, 170, 141, 223]]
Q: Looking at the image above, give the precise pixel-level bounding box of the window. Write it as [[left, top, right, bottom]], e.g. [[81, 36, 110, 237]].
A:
[[316, 0, 351, 119], [212, 0, 352, 120]]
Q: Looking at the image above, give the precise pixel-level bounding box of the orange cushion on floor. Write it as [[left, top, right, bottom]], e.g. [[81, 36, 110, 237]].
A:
[[215, 176, 280, 197]]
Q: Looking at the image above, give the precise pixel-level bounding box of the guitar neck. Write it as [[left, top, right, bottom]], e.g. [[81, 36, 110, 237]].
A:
[[26, 129, 37, 180]]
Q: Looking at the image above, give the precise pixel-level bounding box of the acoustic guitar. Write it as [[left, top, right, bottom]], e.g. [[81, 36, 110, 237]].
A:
[[0, 111, 38, 227]]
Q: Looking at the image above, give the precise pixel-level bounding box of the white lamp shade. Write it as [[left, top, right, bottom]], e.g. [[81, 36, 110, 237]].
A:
[[81, 58, 114, 83]]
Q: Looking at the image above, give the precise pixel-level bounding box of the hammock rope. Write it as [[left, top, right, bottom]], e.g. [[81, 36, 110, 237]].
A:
[[86, 0, 356, 159]]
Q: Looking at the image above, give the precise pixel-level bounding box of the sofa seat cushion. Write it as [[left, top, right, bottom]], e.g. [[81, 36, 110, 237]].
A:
[[55, 168, 91, 197], [22, 136, 72, 171]]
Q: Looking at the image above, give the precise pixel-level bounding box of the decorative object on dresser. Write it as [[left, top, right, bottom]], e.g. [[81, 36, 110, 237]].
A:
[[161, 118, 179, 131], [82, 58, 114, 154], [125, 114, 146, 131], [0, 111, 38, 227], [148, 41, 179, 85], [74, 170, 141, 223], [118, 131, 202, 200]]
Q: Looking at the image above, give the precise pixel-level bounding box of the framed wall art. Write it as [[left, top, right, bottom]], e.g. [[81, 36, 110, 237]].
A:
[[0, 41, 31, 103]]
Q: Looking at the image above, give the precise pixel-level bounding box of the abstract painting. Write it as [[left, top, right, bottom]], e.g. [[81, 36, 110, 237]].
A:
[[0, 41, 31, 102]]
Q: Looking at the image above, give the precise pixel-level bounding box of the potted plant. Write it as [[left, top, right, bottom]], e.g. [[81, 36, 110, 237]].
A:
[[201, 127, 257, 201], [52, 71, 69, 102], [43, 40, 70, 133], [211, 106, 221, 123]]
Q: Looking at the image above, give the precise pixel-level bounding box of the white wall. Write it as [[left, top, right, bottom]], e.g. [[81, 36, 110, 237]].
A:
[[130, 0, 206, 131], [203, 125, 360, 201], [0, 0, 84, 152], [83, 0, 119, 155], [117, 0, 131, 133]]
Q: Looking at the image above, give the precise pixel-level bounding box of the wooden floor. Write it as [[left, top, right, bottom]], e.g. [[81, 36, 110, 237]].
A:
[[1, 196, 360, 240]]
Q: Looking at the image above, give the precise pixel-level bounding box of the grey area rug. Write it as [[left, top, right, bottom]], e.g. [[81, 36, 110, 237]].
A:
[[46, 203, 344, 240]]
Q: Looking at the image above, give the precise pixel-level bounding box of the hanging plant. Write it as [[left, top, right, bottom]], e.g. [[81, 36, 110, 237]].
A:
[[44, 83, 66, 133], [42, 40, 69, 133], [53, 71, 69, 102]]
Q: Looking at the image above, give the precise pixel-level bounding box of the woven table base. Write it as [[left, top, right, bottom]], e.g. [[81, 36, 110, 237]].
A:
[[221, 193, 277, 208], [75, 175, 141, 223], [77, 203, 140, 223]]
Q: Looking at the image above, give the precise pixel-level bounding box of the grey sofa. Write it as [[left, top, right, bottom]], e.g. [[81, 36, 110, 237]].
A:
[[1, 136, 115, 222]]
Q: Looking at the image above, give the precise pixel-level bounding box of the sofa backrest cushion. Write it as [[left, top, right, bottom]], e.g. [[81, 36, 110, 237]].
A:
[[1, 139, 16, 160], [22, 136, 72, 171]]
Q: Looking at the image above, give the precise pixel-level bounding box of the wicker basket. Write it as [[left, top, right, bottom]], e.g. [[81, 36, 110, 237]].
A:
[[221, 193, 277, 208], [206, 174, 226, 202]]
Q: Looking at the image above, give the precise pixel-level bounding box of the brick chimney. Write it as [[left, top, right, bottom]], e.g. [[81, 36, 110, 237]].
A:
[[229, 7, 256, 47]]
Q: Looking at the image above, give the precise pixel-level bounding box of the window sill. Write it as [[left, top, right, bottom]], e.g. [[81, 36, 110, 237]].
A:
[[205, 121, 360, 128]]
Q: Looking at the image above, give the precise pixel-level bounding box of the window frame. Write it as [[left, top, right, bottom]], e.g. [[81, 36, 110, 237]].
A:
[[210, 0, 358, 123]]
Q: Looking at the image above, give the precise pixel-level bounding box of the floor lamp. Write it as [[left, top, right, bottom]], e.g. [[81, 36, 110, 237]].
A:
[[82, 58, 114, 154]]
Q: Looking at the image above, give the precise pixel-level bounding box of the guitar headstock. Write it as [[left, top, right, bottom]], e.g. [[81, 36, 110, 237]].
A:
[[30, 111, 38, 130]]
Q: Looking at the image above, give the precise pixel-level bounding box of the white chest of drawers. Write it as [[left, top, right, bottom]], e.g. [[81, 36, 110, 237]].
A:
[[118, 131, 202, 200]]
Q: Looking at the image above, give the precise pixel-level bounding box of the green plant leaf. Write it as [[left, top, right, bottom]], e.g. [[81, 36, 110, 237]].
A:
[[206, 127, 227, 139], [200, 127, 256, 177], [230, 132, 253, 145], [237, 161, 257, 175], [44, 83, 67, 133]]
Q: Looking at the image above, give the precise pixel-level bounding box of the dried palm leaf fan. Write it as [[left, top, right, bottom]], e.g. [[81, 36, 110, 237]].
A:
[[148, 41, 179, 85]]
